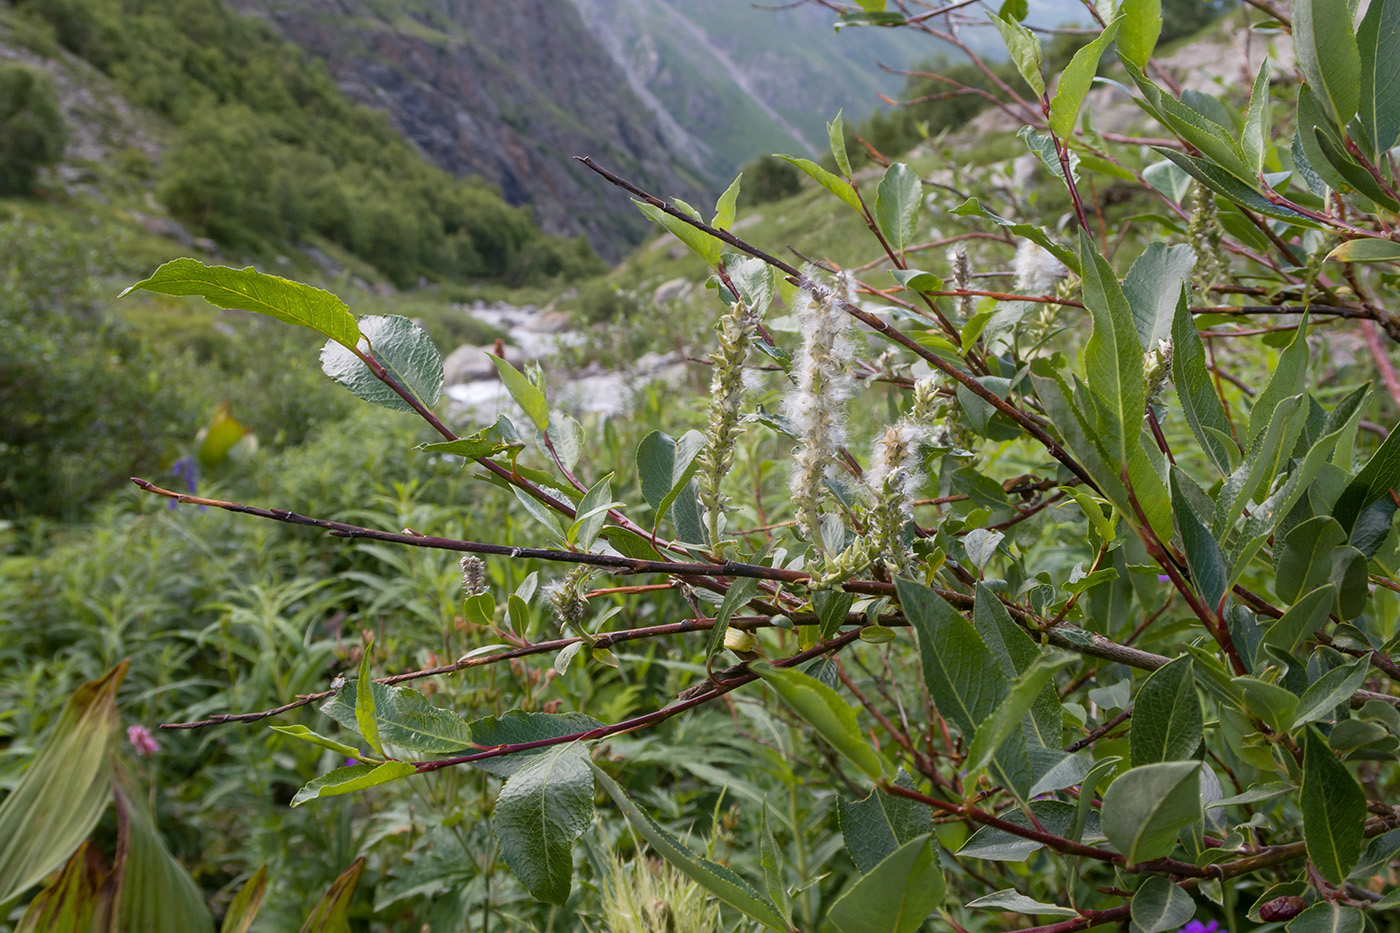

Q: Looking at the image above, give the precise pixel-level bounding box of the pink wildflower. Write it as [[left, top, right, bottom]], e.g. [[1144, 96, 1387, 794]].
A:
[[127, 724, 160, 757]]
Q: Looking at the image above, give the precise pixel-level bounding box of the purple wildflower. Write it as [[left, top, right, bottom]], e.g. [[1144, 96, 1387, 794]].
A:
[[127, 724, 160, 757], [1178, 921, 1220, 933], [169, 456, 207, 511]]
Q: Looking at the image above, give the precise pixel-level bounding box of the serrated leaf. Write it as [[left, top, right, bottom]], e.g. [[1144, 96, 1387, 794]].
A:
[[491, 355, 549, 432], [1295, 0, 1361, 127], [320, 315, 443, 412], [990, 13, 1045, 96], [827, 835, 943, 933], [712, 174, 742, 230], [467, 710, 605, 778], [1130, 656, 1203, 765], [1301, 726, 1367, 883], [1124, 245, 1195, 351], [492, 742, 593, 905], [591, 763, 789, 931], [875, 163, 921, 251], [1101, 761, 1202, 864], [1049, 18, 1121, 138], [322, 681, 474, 755], [421, 415, 524, 461], [838, 772, 933, 873], [753, 662, 884, 780], [121, 259, 360, 349], [291, 761, 416, 806], [774, 154, 863, 213], [298, 856, 364, 933]]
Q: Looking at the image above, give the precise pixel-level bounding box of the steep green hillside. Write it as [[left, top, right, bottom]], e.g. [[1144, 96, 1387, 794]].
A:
[[1, 0, 602, 287]]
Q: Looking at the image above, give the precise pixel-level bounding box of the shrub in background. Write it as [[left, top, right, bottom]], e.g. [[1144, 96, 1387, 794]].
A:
[[0, 63, 65, 196]]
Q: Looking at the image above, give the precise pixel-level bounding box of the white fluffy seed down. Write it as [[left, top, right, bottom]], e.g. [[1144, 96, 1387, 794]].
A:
[[1014, 240, 1068, 296], [865, 422, 927, 510]]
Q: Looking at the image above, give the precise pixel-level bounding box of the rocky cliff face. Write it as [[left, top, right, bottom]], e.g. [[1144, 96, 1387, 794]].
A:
[[228, 0, 715, 259]]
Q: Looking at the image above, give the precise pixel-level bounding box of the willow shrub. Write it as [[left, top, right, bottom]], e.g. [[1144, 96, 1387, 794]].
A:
[[11, 0, 1400, 929]]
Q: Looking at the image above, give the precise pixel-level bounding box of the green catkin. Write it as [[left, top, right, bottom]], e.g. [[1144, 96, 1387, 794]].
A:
[[548, 564, 591, 637], [1188, 183, 1228, 297], [696, 297, 758, 551]]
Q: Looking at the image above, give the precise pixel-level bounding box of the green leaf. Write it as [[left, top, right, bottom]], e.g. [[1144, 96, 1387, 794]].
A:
[[0, 663, 123, 905], [636, 429, 707, 532], [298, 857, 364, 933], [1295, 0, 1362, 127], [959, 799, 1104, 860], [1213, 394, 1306, 537], [827, 835, 943, 933], [897, 579, 1005, 736], [568, 473, 614, 552], [1287, 903, 1366, 933], [14, 843, 109, 933], [1331, 543, 1371, 618], [1171, 294, 1236, 475], [1124, 245, 1195, 351], [320, 315, 442, 412], [112, 765, 215, 933], [757, 806, 792, 925], [1277, 518, 1347, 603], [1260, 584, 1336, 658], [972, 586, 1064, 747], [420, 415, 524, 461], [838, 772, 933, 873], [709, 576, 760, 660], [1049, 18, 1121, 138], [221, 865, 268, 933], [635, 200, 723, 265], [835, 10, 908, 28], [355, 647, 382, 758], [492, 742, 592, 906], [989, 13, 1045, 96], [829, 111, 852, 177], [1018, 125, 1077, 186], [1154, 148, 1314, 224], [322, 681, 474, 755], [774, 154, 863, 213], [291, 761, 416, 806], [951, 198, 1079, 272], [591, 763, 790, 931], [467, 710, 605, 778], [1358, 0, 1400, 160], [1239, 677, 1300, 734], [1333, 421, 1400, 533], [1124, 62, 1255, 181], [1301, 726, 1367, 883], [1171, 470, 1227, 610], [968, 889, 1079, 918], [854, 0, 885, 10], [1243, 60, 1273, 173], [712, 174, 742, 230], [890, 268, 943, 294], [270, 724, 367, 761], [1081, 231, 1145, 469], [1249, 317, 1309, 449], [752, 662, 884, 781], [491, 355, 549, 433], [1100, 761, 1202, 864], [1130, 656, 1203, 766], [967, 653, 1073, 774], [874, 163, 921, 251], [1130, 876, 1196, 933], [816, 588, 857, 642], [121, 258, 360, 349], [1117, 0, 1162, 67], [1311, 126, 1400, 210], [1326, 238, 1400, 263], [1295, 654, 1371, 728]]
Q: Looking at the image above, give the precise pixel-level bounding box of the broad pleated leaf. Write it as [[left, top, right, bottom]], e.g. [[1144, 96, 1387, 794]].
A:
[[299, 857, 364, 933], [0, 663, 124, 905], [14, 843, 110, 933], [826, 835, 943, 933], [113, 765, 215, 933], [492, 742, 593, 906], [221, 865, 268, 933], [122, 259, 359, 349], [320, 315, 443, 412]]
